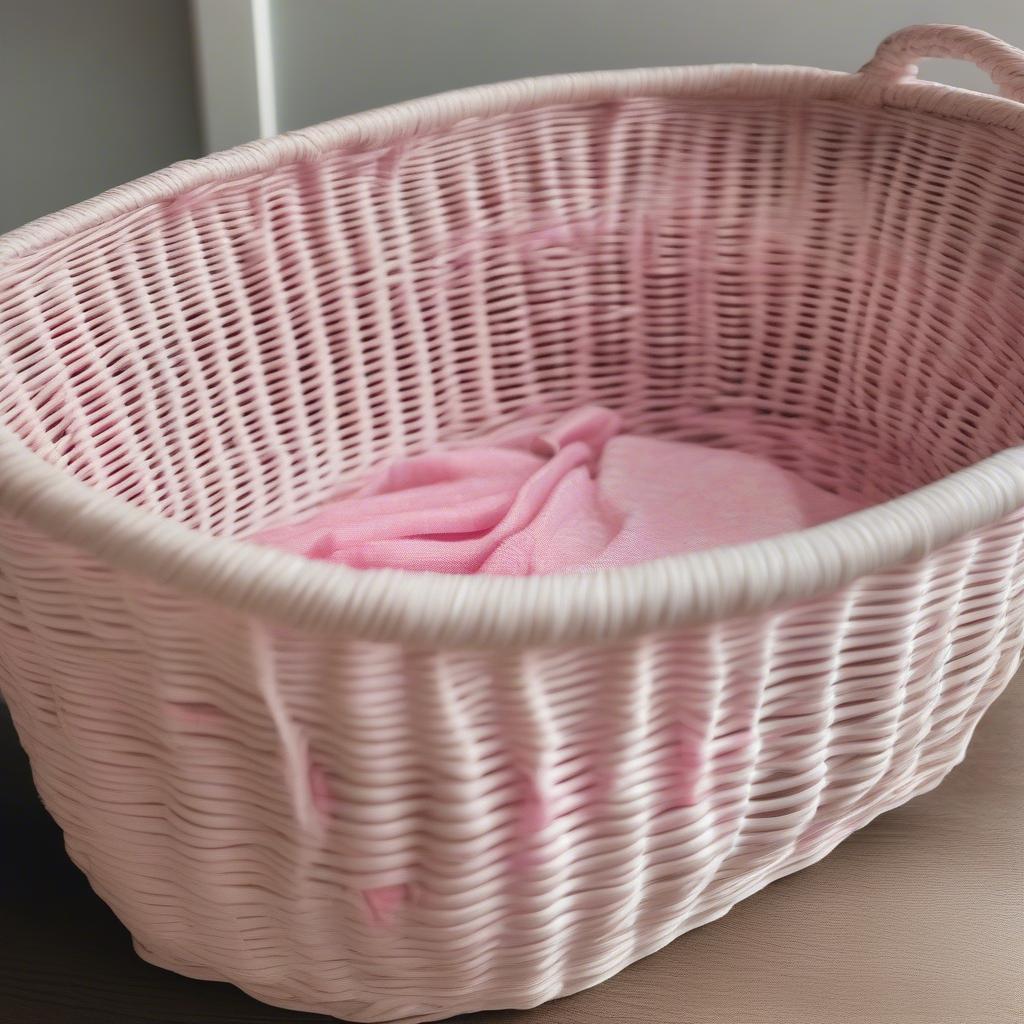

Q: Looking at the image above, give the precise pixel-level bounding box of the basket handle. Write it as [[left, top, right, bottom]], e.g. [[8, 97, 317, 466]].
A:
[[859, 24, 1024, 102]]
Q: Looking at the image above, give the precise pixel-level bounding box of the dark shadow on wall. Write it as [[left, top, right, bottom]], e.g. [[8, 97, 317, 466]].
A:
[[0, 704, 334, 1023]]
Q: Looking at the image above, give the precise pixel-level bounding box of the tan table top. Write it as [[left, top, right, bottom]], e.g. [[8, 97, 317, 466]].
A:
[[1, 673, 1021, 1023]]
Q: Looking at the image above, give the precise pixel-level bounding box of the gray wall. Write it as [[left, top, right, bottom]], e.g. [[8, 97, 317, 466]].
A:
[[271, 0, 1020, 132], [0, 0, 201, 234], [5, 1, 1021, 228]]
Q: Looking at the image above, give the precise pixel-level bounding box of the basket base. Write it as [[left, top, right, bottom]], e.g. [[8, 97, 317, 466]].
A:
[[128, 757, 964, 1024]]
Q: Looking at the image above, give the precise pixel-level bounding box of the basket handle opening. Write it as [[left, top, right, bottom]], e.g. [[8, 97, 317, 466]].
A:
[[859, 24, 1024, 102]]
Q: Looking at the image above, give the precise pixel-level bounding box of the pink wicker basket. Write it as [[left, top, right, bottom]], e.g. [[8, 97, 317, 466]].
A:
[[2, 23, 1024, 1023]]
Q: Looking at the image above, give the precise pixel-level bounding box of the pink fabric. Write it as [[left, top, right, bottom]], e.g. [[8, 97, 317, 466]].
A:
[[255, 408, 865, 574]]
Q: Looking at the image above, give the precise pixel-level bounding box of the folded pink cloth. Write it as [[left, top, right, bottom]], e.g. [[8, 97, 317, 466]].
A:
[[255, 407, 864, 574]]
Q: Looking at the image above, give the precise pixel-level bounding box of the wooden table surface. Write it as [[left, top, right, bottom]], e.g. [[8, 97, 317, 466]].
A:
[[2, 674, 1021, 1024]]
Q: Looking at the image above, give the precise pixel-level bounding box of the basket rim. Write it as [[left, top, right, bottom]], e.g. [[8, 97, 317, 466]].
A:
[[2, 60, 1024, 648]]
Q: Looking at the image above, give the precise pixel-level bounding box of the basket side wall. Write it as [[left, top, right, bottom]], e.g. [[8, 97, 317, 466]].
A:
[[0, 509, 1021, 1020]]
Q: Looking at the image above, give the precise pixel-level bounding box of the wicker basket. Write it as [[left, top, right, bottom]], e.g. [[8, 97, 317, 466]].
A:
[[2, 23, 1024, 1024]]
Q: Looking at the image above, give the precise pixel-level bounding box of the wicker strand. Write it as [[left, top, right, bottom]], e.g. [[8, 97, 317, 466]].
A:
[[860, 24, 1024, 101]]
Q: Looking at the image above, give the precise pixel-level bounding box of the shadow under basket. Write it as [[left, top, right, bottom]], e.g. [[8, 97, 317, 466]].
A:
[[2, 23, 1024, 1024]]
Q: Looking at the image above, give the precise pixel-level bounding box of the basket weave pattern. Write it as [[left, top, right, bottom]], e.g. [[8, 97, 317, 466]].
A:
[[1, 24, 1024, 1024]]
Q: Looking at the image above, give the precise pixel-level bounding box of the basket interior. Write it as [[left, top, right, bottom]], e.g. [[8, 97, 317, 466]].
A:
[[2, 94, 1024, 540]]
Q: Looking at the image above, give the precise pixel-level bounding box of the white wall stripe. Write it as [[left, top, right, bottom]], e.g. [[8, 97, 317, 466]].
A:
[[190, 0, 278, 153], [251, 0, 278, 140]]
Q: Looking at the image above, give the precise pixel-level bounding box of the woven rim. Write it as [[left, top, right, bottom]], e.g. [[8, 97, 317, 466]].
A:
[[3, 58, 1024, 648]]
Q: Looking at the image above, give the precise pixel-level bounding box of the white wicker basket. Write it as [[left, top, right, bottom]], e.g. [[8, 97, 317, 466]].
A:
[[1, 23, 1023, 1024]]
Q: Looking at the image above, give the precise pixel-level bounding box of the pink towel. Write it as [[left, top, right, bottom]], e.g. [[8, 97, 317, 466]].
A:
[[255, 407, 864, 574]]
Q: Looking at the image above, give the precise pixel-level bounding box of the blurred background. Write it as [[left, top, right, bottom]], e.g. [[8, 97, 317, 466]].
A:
[[1, 0, 1023, 234]]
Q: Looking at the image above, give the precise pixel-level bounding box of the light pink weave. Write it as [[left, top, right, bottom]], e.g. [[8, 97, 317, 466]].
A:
[[254, 407, 864, 574]]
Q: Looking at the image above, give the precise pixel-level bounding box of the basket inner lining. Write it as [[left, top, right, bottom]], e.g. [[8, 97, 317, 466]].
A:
[[2, 95, 1023, 539]]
